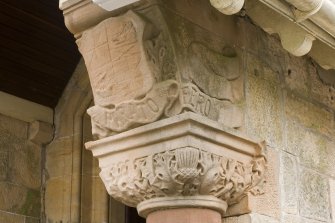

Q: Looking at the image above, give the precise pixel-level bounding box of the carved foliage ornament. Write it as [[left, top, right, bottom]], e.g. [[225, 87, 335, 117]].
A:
[[100, 147, 266, 207]]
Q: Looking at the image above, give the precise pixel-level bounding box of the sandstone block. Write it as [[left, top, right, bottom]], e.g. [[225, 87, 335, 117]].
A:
[[285, 93, 334, 136], [284, 53, 309, 96], [0, 114, 28, 139], [280, 152, 298, 214], [0, 151, 8, 180], [0, 183, 40, 217], [25, 217, 40, 223], [247, 149, 280, 219], [8, 142, 41, 189], [282, 214, 300, 223], [46, 138, 74, 179], [286, 121, 335, 177], [299, 168, 331, 221], [309, 63, 335, 111], [246, 55, 283, 147], [45, 177, 72, 223], [330, 178, 335, 223], [0, 210, 24, 223]]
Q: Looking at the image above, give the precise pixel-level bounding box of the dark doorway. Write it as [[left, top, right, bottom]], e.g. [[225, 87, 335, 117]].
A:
[[125, 206, 146, 223]]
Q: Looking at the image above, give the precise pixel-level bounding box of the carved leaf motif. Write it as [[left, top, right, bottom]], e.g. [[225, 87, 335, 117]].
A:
[[104, 147, 266, 207]]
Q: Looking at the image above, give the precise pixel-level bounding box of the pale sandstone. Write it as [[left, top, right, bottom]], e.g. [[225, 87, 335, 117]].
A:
[[309, 59, 335, 111], [285, 93, 334, 136], [286, 121, 335, 177], [246, 55, 283, 148], [330, 179, 335, 223], [299, 168, 331, 221], [284, 53, 310, 96], [223, 214, 251, 223], [282, 213, 300, 223], [280, 152, 298, 214], [46, 138, 74, 179], [45, 176, 72, 223], [247, 149, 280, 220]]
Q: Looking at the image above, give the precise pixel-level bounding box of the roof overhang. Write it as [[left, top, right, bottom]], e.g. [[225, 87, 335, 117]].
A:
[[211, 0, 335, 70], [60, 0, 335, 71]]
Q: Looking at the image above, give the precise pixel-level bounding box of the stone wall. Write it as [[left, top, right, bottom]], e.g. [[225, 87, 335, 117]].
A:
[[242, 17, 335, 223], [221, 10, 335, 223], [0, 114, 42, 223]]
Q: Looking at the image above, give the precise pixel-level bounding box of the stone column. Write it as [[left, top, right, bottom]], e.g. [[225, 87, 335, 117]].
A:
[[60, 0, 267, 221]]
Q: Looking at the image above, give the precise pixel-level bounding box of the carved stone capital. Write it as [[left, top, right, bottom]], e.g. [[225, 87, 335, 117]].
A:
[[86, 112, 266, 217]]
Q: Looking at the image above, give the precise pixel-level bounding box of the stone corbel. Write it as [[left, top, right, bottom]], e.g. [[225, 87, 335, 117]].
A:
[[245, 1, 315, 56], [209, 0, 245, 15], [28, 120, 54, 145], [286, 0, 324, 22]]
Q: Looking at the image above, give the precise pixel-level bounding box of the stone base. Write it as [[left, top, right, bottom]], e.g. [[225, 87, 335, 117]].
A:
[[147, 208, 222, 223], [137, 196, 227, 218]]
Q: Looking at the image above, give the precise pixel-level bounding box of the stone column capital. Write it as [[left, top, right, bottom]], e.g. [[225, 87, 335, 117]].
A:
[[86, 112, 266, 217]]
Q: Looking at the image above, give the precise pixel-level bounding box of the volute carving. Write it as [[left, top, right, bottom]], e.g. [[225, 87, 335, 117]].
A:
[[101, 147, 266, 207]]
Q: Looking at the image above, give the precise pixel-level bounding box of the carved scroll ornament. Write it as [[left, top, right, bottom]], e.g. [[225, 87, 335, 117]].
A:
[[100, 147, 266, 208]]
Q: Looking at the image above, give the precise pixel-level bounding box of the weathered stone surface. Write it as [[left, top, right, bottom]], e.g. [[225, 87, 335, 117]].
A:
[[300, 218, 328, 223], [309, 63, 335, 111], [330, 179, 335, 223], [248, 149, 280, 220], [25, 217, 40, 223], [249, 214, 279, 223], [286, 121, 335, 177], [223, 213, 279, 223], [8, 142, 41, 190], [282, 213, 300, 223], [0, 151, 8, 180], [0, 114, 28, 139], [0, 182, 40, 217], [81, 176, 109, 223], [285, 93, 334, 136], [284, 53, 309, 96], [46, 138, 74, 179], [280, 152, 298, 214], [299, 168, 331, 221], [246, 55, 283, 147], [45, 177, 72, 223], [0, 210, 24, 223], [223, 214, 251, 223]]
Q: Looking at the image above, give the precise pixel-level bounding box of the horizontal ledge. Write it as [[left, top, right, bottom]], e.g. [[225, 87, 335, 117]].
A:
[[0, 91, 53, 124], [86, 112, 265, 160]]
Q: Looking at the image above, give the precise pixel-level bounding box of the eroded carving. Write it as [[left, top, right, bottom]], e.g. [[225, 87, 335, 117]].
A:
[[88, 80, 179, 137], [78, 11, 155, 106], [100, 147, 266, 207], [178, 83, 243, 128], [77, 11, 180, 137], [188, 42, 241, 102]]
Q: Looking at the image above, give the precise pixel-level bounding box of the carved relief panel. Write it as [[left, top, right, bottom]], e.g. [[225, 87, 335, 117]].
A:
[[77, 5, 244, 138]]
